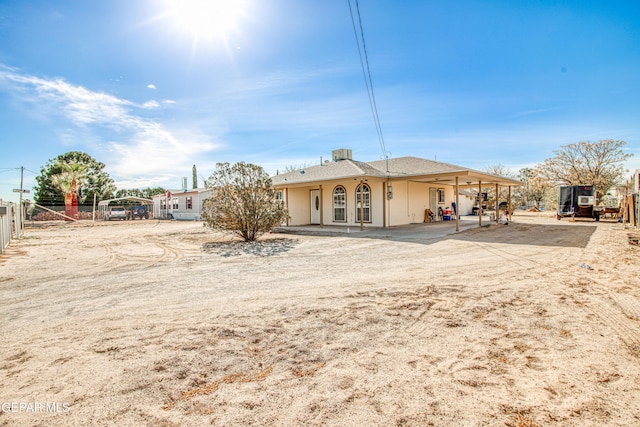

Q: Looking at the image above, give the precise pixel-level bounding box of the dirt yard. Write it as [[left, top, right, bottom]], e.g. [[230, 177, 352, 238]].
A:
[[0, 214, 639, 426]]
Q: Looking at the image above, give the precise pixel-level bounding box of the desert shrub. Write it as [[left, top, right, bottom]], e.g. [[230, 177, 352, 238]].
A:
[[202, 162, 289, 242]]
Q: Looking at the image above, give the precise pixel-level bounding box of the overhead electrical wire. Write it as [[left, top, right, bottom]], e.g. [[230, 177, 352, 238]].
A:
[[347, 0, 389, 173]]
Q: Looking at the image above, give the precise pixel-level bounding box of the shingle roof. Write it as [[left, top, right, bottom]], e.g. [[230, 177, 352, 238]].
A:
[[271, 155, 521, 187], [368, 156, 472, 176], [271, 159, 387, 186]]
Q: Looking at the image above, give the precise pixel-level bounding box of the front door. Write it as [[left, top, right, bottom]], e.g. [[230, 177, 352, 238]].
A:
[[310, 190, 321, 224], [429, 188, 438, 221]]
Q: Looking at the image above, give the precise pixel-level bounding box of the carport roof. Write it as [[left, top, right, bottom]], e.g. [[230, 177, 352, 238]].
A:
[[272, 156, 521, 188], [97, 196, 153, 206]]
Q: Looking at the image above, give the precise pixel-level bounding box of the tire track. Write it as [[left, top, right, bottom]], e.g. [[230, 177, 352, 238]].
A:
[[589, 295, 640, 357], [609, 293, 640, 322]]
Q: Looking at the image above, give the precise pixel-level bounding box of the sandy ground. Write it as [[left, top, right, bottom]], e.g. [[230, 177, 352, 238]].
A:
[[0, 213, 639, 426]]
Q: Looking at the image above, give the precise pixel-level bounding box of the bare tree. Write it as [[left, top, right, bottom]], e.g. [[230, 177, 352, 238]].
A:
[[482, 164, 516, 208], [516, 167, 550, 208], [483, 164, 516, 180], [283, 162, 313, 173], [202, 162, 289, 242], [536, 140, 632, 197]]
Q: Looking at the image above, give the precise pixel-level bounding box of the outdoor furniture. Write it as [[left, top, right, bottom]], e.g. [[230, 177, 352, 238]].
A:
[[424, 209, 434, 222]]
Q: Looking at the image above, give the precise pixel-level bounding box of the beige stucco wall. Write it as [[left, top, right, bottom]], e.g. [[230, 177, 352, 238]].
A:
[[285, 187, 312, 225], [387, 181, 459, 225], [280, 179, 386, 227], [281, 179, 461, 227], [388, 180, 431, 225]]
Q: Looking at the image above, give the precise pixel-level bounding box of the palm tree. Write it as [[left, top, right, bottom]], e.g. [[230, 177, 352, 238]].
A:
[[50, 162, 88, 220]]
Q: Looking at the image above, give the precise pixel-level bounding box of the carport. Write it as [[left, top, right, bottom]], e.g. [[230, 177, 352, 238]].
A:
[[97, 197, 153, 220], [397, 170, 522, 232]]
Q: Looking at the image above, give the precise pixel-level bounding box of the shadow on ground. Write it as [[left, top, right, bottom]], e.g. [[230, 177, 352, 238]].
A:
[[447, 222, 597, 248], [202, 238, 300, 257], [275, 221, 598, 249]]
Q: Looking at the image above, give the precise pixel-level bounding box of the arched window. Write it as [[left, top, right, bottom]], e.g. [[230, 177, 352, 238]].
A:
[[356, 184, 371, 222], [333, 186, 346, 222]]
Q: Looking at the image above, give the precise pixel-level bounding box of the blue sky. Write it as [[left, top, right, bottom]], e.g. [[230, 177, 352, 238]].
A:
[[1, 0, 639, 203]]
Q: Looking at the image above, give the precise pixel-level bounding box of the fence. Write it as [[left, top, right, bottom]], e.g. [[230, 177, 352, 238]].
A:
[[1, 200, 18, 255], [28, 204, 95, 221]]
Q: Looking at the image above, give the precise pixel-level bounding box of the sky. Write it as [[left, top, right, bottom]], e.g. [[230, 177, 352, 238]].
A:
[[1, 0, 639, 203]]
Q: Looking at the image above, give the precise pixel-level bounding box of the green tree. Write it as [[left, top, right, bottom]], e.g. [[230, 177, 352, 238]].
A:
[[35, 152, 116, 205], [536, 140, 632, 198], [115, 187, 166, 199], [50, 161, 88, 219], [192, 164, 198, 189], [202, 162, 289, 242]]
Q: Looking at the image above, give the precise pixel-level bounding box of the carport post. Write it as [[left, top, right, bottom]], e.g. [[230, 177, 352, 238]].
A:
[[92, 193, 96, 224], [319, 185, 323, 228], [285, 188, 289, 227], [495, 183, 499, 223], [478, 180, 482, 226], [455, 176, 460, 232], [508, 186, 512, 221]]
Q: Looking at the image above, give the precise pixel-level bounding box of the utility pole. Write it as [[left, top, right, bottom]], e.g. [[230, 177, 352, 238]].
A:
[[19, 166, 24, 238]]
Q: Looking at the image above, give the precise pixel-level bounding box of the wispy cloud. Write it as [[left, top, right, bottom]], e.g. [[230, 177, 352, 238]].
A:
[[142, 100, 160, 109], [0, 66, 220, 188], [147, 84, 156, 89], [162, 99, 176, 104], [509, 106, 562, 118]]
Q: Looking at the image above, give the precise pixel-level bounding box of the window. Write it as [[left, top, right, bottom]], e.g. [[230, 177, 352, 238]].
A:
[[160, 200, 166, 209], [438, 188, 445, 203], [276, 190, 283, 201], [333, 186, 346, 222], [172, 198, 179, 210], [186, 196, 193, 209], [356, 184, 371, 222]]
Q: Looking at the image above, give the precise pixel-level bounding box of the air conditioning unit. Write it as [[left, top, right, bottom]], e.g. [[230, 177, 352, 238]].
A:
[[578, 196, 594, 206], [332, 148, 352, 162]]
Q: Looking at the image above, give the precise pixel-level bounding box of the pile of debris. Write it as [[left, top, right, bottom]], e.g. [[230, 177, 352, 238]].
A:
[[31, 211, 94, 221]]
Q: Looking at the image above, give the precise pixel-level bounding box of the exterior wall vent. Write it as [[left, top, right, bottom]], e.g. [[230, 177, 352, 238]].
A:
[[332, 148, 353, 162]]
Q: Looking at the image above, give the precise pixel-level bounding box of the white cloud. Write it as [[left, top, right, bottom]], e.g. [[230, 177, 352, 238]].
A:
[[0, 67, 220, 187], [142, 100, 160, 109], [147, 84, 156, 89], [162, 99, 176, 104]]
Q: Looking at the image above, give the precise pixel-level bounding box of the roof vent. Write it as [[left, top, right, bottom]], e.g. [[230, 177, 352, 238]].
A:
[[332, 148, 352, 162]]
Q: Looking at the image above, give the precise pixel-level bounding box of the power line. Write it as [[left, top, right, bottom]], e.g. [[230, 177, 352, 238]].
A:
[[347, 0, 389, 172]]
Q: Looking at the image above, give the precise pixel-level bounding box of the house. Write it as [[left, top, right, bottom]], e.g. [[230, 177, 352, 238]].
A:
[[271, 149, 521, 230], [152, 188, 214, 220]]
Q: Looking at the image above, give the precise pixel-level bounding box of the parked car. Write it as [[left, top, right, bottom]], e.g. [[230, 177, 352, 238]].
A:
[[128, 205, 149, 220], [104, 206, 128, 221]]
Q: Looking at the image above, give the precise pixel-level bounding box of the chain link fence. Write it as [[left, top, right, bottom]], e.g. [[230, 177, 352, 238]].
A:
[[28, 204, 95, 221]]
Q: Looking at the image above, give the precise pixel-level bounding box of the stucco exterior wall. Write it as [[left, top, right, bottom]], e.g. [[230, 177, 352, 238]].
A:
[[282, 179, 386, 227], [388, 180, 431, 225], [408, 181, 429, 223], [281, 179, 468, 227], [285, 187, 312, 225]]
